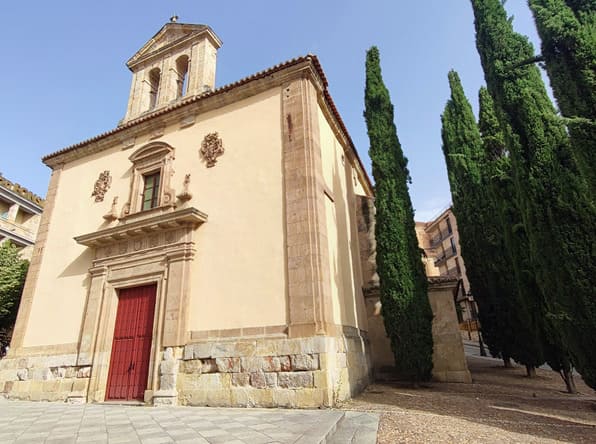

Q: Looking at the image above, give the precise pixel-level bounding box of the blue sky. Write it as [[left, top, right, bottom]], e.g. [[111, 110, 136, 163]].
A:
[[0, 1, 547, 221]]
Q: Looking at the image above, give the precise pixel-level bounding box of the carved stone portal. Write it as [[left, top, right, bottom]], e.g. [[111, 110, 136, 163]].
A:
[[200, 132, 224, 167], [92, 171, 112, 202]]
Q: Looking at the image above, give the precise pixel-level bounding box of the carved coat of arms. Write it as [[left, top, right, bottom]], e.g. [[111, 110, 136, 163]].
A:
[[92, 170, 112, 202], [200, 132, 224, 167]]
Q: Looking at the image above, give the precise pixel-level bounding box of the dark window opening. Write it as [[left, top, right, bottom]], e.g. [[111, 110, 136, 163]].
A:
[[176, 56, 189, 99], [148, 68, 161, 110], [446, 217, 453, 234], [142, 172, 160, 211], [450, 237, 457, 255]]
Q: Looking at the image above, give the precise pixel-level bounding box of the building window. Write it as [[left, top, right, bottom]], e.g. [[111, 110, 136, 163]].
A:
[[148, 68, 161, 110], [176, 55, 189, 98], [455, 257, 461, 275], [121, 142, 176, 218], [450, 237, 457, 255], [141, 172, 161, 211], [446, 217, 453, 234]]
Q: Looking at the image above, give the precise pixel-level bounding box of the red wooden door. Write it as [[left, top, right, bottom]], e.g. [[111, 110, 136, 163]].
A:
[[106, 284, 156, 401]]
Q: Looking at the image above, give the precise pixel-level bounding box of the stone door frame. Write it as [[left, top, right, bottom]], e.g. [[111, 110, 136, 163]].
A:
[[84, 259, 166, 403]]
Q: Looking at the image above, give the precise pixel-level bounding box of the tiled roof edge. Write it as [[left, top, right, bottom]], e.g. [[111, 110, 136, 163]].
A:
[[41, 54, 372, 192]]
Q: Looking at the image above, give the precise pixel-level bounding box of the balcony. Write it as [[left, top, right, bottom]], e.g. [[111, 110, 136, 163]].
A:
[[430, 233, 445, 248], [434, 248, 457, 266]]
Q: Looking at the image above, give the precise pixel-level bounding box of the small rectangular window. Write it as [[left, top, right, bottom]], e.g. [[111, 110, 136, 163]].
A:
[[446, 217, 453, 234], [450, 237, 457, 255], [141, 172, 160, 211]]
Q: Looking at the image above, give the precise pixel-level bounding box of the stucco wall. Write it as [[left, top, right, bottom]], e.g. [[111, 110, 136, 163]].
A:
[[23, 88, 286, 347], [318, 108, 366, 331]]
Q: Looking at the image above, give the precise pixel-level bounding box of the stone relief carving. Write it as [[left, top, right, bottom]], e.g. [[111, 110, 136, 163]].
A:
[[200, 132, 224, 167], [92, 171, 112, 202], [103, 197, 119, 222], [161, 154, 177, 207], [95, 229, 181, 260], [176, 174, 192, 202], [118, 242, 128, 255]]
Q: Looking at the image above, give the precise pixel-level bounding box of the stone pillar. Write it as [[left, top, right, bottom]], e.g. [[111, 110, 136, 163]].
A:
[[10, 165, 63, 353], [281, 76, 333, 338], [189, 39, 217, 94], [162, 245, 195, 347], [428, 278, 472, 383], [77, 266, 108, 366]]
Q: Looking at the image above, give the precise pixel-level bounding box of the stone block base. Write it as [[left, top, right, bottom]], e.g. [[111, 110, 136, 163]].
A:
[[176, 333, 371, 408], [0, 330, 372, 408], [0, 353, 91, 402]]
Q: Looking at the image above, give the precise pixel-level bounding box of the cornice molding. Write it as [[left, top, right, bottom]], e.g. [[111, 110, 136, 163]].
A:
[[74, 206, 207, 247]]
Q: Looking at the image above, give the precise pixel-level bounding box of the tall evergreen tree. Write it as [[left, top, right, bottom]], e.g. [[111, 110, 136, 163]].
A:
[[529, 0, 596, 188], [478, 87, 577, 388], [529, 0, 595, 119], [441, 71, 510, 364], [471, 0, 596, 388], [441, 71, 546, 373], [364, 46, 433, 382]]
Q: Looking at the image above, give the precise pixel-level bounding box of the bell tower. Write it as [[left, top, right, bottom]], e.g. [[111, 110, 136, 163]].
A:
[[122, 18, 222, 123]]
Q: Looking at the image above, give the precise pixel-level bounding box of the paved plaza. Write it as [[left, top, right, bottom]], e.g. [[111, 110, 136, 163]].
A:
[[0, 398, 378, 443]]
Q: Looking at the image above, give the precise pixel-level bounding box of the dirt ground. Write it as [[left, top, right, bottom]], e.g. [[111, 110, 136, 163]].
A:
[[342, 355, 596, 443]]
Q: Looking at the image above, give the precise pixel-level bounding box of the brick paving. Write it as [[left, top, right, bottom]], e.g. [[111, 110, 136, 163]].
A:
[[0, 399, 379, 443]]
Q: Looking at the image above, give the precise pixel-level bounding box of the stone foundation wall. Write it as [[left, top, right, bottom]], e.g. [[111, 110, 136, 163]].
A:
[[0, 354, 90, 403], [164, 334, 371, 408], [0, 332, 371, 407]]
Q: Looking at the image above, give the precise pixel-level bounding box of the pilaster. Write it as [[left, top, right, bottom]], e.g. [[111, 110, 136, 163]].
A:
[[162, 245, 195, 347], [282, 78, 332, 338], [76, 266, 108, 366], [9, 165, 63, 353]]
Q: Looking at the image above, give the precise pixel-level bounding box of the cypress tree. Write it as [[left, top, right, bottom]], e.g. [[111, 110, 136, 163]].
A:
[[529, 0, 596, 188], [364, 46, 433, 383], [471, 0, 596, 389], [441, 71, 510, 364], [478, 87, 575, 384], [441, 72, 546, 374], [479, 87, 577, 391], [529, 0, 595, 119]]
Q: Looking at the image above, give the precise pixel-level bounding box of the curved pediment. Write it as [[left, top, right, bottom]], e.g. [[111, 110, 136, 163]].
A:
[[129, 141, 174, 164]]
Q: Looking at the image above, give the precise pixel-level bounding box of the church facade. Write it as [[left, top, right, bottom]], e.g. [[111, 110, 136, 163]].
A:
[[0, 22, 375, 407]]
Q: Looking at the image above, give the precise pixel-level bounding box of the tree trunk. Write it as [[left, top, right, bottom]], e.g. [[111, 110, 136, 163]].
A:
[[503, 356, 513, 368], [560, 368, 578, 394], [526, 365, 536, 377]]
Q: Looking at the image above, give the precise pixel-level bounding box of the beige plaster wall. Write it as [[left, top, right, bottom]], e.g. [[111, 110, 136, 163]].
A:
[[186, 89, 286, 331], [318, 108, 365, 331], [23, 88, 286, 347]]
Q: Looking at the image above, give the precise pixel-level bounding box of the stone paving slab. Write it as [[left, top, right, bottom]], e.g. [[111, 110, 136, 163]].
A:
[[0, 399, 350, 443], [327, 411, 379, 444]]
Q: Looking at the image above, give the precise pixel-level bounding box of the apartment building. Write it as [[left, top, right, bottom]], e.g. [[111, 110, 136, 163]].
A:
[[0, 175, 44, 260]]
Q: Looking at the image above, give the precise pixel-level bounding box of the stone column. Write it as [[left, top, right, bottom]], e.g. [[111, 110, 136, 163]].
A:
[[282, 76, 333, 338], [162, 245, 195, 347], [9, 165, 63, 353], [77, 266, 108, 366], [428, 278, 472, 383]]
